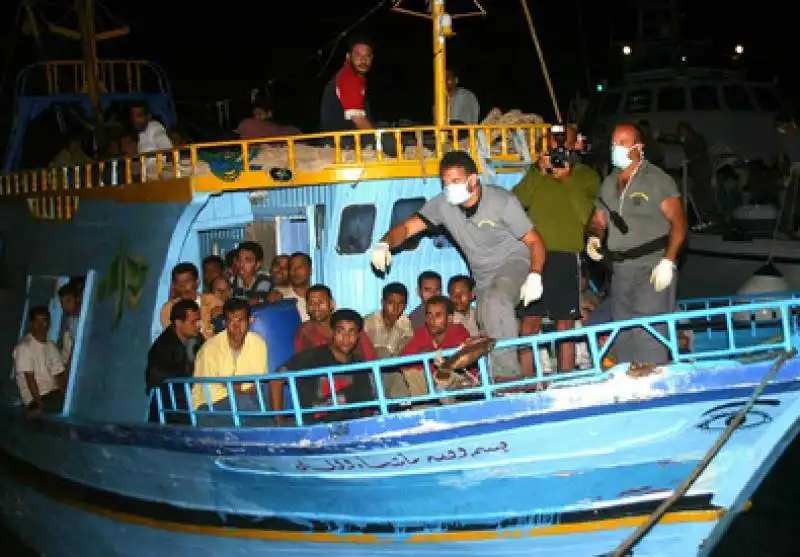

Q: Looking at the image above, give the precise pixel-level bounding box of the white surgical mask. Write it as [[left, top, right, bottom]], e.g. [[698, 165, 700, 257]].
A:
[[611, 145, 632, 170], [445, 182, 471, 205]]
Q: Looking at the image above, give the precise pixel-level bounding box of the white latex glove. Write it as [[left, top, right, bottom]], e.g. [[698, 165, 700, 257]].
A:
[[370, 242, 392, 272], [650, 258, 676, 292], [586, 236, 604, 262], [519, 272, 544, 306]]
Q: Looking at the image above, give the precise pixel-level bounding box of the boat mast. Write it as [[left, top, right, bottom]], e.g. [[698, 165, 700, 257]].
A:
[[431, 0, 448, 129], [392, 0, 485, 130], [75, 0, 103, 134]]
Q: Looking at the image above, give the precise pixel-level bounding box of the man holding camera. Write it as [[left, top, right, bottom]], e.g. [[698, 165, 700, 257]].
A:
[[586, 123, 687, 368], [513, 125, 600, 373]]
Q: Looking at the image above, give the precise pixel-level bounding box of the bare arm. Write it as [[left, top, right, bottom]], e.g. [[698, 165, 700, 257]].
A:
[[520, 229, 546, 274], [380, 215, 429, 249], [350, 115, 375, 130], [23, 372, 41, 403], [660, 196, 688, 262], [269, 378, 285, 421], [587, 209, 608, 240]]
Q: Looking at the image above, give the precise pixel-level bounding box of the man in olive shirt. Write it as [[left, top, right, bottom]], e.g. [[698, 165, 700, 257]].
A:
[[513, 128, 600, 372]]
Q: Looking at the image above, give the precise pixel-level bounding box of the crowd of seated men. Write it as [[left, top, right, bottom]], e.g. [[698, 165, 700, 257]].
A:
[[143, 240, 609, 427]]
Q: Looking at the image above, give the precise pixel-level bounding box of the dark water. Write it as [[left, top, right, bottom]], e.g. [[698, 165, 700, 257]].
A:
[[1, 437, 799, 556]]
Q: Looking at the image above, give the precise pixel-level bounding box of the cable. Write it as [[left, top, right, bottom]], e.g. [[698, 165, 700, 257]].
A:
[[265, 0, 391, 90], [519, 0, 562, 123]]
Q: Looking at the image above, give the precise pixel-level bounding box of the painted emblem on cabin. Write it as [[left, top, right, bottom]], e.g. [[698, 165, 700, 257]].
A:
[[96, 237, 149, 328], [201, 149, 259, 183]]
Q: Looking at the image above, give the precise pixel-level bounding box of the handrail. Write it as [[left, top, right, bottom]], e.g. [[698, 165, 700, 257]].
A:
[[0, 123, 550, 202], [13, 60, 170, 97], [152, 296, 800, 427]]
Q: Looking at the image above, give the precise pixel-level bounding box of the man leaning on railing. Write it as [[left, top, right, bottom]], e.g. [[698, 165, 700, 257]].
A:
[[277, 309, 374, 425]]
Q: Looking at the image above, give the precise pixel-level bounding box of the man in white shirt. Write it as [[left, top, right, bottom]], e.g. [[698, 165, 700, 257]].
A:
[[446, 69, 480, 125], [14, 306, 66, 417], [130, 103, 173, 155]]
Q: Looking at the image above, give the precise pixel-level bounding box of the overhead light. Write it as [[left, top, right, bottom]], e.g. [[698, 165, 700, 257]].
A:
[[734, 44, 744, 55], [596, 83, 605, 93], [681, 55, 687, 63], [622, 45, 632, 56]]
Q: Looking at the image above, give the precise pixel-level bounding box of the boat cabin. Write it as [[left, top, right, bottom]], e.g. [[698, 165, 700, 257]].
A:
[[0, 58, 549, 424]]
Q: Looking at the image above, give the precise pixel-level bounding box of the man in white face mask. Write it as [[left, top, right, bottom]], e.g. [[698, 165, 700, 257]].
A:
[[370, 151, 546, 380], [586, 124, 687, 368]]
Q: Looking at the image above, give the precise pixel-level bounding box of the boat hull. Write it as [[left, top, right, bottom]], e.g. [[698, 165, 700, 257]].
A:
[[680, 234, 800, 298], [2, 358, 800, 556]]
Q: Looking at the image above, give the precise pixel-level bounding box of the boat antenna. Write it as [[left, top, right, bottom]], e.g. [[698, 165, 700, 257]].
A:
[[519, 0, 562, 123], [391, 0, 487, 130]]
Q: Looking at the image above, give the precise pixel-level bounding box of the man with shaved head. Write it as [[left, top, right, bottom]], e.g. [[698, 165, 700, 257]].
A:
[[586, 123, 687, 367]]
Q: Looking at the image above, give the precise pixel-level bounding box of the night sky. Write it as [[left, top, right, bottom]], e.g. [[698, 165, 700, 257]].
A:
[[0, 0, 797, 142]]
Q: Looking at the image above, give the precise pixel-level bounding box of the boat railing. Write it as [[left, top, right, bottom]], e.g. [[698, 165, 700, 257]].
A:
[[0, 123, 550, 203], [14, 60, 171, 98], [151, 296, 800, 427]]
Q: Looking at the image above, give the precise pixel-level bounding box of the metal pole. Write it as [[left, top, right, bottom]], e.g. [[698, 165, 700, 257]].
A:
[[432, 0, 448, 130]]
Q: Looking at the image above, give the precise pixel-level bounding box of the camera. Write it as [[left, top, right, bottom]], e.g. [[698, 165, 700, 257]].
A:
[[546, 125, 585, 172]]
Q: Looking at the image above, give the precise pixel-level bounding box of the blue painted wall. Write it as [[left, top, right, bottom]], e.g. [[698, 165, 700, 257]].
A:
[[181, 172, 526, 317], [0, 199, 192, 423]]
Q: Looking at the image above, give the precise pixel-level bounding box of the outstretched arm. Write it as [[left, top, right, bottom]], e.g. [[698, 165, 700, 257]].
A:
[[380, 215, 429, 249]]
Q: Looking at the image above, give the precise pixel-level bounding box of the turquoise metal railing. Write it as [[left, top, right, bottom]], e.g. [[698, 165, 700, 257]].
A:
[[151, 295, 800, 427]]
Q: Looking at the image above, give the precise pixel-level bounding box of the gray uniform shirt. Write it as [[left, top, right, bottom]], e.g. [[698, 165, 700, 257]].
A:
[[417, 185, 532, 288], [596, 162, 680, 267]]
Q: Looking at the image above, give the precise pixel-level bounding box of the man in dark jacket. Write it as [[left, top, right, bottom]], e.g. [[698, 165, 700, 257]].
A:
[[146, 300, 202, 423]]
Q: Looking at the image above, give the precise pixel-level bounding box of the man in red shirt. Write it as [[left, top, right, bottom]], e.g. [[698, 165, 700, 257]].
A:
[[319, 36, 397, 156], [294, 284, 376, 398], [320, 37, 374, 133], [399, 296, 471, 397]]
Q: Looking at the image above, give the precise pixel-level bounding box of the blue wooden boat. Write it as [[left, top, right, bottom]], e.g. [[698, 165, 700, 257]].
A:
[[1, 2, 799, 556]]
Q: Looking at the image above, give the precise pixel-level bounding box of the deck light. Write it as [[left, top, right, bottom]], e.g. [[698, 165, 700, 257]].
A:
[[735, 44, 744, 55], [622, 45, 632, 56]]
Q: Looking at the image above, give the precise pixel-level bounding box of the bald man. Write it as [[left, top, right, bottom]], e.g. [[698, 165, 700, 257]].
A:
[[586, 123, 687, 367]]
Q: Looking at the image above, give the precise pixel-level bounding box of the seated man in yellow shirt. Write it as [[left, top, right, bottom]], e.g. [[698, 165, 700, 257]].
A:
[[192, 298, 279, 426], [513, 126, 600, 373]]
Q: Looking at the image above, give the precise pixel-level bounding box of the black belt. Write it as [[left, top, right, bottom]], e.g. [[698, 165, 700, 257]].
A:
[[605, 235, 669, 263]]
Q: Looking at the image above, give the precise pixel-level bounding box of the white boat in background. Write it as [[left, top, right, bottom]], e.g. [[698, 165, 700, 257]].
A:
[[582, 0, 800, 299]]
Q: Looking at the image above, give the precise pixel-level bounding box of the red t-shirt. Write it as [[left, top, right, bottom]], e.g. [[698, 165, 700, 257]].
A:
[[294, 321, 377, 397], [335, 63, 367, 119], [400, 324, 471, 358]]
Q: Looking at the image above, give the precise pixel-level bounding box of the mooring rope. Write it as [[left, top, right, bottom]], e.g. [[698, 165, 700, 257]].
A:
[[605, 347, 797, 557]]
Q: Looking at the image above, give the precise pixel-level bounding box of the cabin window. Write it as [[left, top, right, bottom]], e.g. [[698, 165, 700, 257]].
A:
[[752, 87, 782, 112], [624, 90, 652, 113], [722, 85, 754, 111], [598, 93, 622, 116], [199, 226, 246, 261], [656, 87, 686, 111], [390, 198, 453, 250], [391, 198, 426, 250], [337, 204, 376, 255], [690, 86, 721, 110]]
